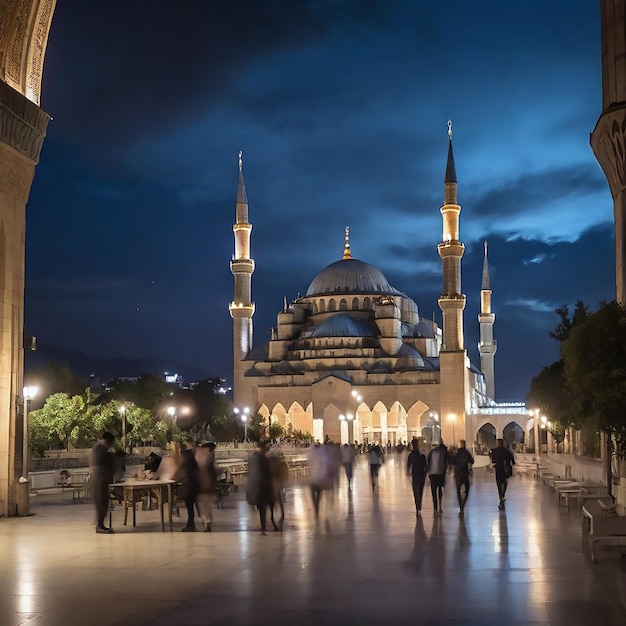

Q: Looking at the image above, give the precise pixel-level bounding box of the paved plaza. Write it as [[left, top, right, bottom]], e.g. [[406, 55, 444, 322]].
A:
[[1, 454, 625, 626]]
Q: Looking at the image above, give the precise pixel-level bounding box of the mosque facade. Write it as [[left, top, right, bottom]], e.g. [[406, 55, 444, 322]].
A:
[[229, 132, 508, 447]]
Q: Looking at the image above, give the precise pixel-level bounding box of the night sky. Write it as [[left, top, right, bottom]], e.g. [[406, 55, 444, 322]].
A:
[[25, 0, 614, 401]]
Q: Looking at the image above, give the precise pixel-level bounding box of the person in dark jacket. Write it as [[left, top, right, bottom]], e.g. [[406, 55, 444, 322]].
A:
[[406, 438, 427, 517], [246, 441, 273, 534], [178, 438, 200, 531], [490, 438, 515, 510], [91, 431, 116, 533], [427, 441, 449, 515], [451, 440, 474, 517]]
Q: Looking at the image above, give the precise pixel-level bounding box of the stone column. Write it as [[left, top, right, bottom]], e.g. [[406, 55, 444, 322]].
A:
[[0, 80, 49, 517]]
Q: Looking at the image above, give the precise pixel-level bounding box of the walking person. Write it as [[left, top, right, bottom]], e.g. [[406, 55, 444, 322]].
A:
[[427, 441, 449, 515], [451, 440, 474, 517], [308, 442, 334, 520], [406, 438, 427, 517], [490, 438, 515, 510], [195, 441, 218, 532], [177, 437, 200, 531], [246, 441, 273, 534], [341, 443, 356, 489], [91, 431, 116, 533], [369, 442, 384, 490]]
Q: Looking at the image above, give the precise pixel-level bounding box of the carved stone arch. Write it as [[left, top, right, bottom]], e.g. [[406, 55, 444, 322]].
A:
[[364, 297, 371, 310], [329, 298, 336, 311], [352, 297, 359, 310], [258, 404, 271, 420], [271, 403, 288, 427], [288, 401, 311, 434], [503, 420, 525, 446], [339, 298, 347, 311], [322, 403, 342, 443], [476, 421, 497, 452], [387, 401, 404, 428], [406, 400, 429, 434], [1, 0, 56, 106]]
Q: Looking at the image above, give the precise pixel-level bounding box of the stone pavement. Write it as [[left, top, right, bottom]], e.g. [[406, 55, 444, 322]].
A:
[[1, 454, 625, 626]]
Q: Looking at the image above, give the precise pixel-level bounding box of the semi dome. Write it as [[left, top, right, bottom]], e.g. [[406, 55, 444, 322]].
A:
[[310, 313, 379, 338], [306, 258, 402, 296]]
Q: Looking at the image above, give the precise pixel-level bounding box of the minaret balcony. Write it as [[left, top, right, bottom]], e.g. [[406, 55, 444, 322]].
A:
[[478, 340, 497, 353], [229, 302, 255, 318], [438, 294, 466, 309], [230, 258, 255, 274], [437, 241, 465, 258]]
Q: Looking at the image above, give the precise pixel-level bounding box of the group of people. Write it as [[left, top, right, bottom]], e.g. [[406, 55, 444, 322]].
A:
[[90, 432, 220, 534], [175, 438, 220, 532], [406, 437, 515, 517], [90, 430, 516, 535]]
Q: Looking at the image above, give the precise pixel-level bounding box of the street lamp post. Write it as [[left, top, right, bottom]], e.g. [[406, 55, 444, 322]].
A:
[[234, 407, 250, 442], [167, 406, 177, 440], [119, 404, 127, 450], [22, 386, 38, 478]]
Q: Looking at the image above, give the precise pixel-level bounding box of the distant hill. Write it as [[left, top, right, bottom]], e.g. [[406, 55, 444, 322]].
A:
[[24, 341, 212, 384]]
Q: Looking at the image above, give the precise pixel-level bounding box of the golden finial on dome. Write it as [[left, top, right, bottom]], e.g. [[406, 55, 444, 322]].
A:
[[343, 226, 352, 260], [447, 120, 453, 140], [238, 150, 243, 170]]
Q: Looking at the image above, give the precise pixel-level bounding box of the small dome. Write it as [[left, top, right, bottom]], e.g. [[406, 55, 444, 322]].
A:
[[310, 314, 379, 338], [395, 344, 425, 370], [306, 258, 402, 296]]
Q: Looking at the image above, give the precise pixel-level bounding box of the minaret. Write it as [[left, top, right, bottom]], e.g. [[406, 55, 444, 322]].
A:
[[478, 241, 497, 400], [437, 121, 468, 445], [438, 121, 466, 349], [591, 1, 626, 304], [229, 151, 255, 406]]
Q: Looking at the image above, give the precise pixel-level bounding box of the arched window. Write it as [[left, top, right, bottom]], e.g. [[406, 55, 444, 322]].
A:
[[319, 299, 325, 313], [364, 297, 371, 310], [352, 297, 359, 310], [329, 299, 336, 311], [339, 299, 347, 311]]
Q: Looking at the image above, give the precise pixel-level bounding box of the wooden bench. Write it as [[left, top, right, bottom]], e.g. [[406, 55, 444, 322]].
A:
[[582, 499, 626, 562]]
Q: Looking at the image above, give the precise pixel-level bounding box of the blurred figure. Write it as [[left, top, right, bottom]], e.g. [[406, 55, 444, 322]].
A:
[[176, 438, 200, 532], [369, 442, 384, 490], [406, 438, 427, 517], [195, 441, 218, 532], [268, 453, 289, 531], [246, 441, 273, 534], [341, 443, 356, 489], [144, 452, 162, 476], [490, 439, 515, 510], [309, 442, 334, 520], [91, 431, 116, 534], [451, 440, 474, 518], [427, 441, 449, 515]]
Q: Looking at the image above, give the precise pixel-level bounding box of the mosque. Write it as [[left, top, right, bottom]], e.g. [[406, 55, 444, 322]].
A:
[[229, 129, 527, 448]]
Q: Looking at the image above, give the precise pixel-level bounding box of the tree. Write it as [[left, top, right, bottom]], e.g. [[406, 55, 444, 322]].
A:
[[29, 393, 87, 451], [268, 422, 285, 442], [103, 373, 176, 410], [527, 361, 573, 428], [561, 300, 626, 460], [549, 300, 589, 343]]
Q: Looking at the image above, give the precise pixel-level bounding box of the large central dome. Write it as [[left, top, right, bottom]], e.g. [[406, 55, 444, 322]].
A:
[[306, 258, 402, 296]]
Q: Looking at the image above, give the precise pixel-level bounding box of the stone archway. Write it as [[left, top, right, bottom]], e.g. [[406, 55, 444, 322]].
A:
[[0, 0, 56, 517], [476, 422, 497, 455]]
